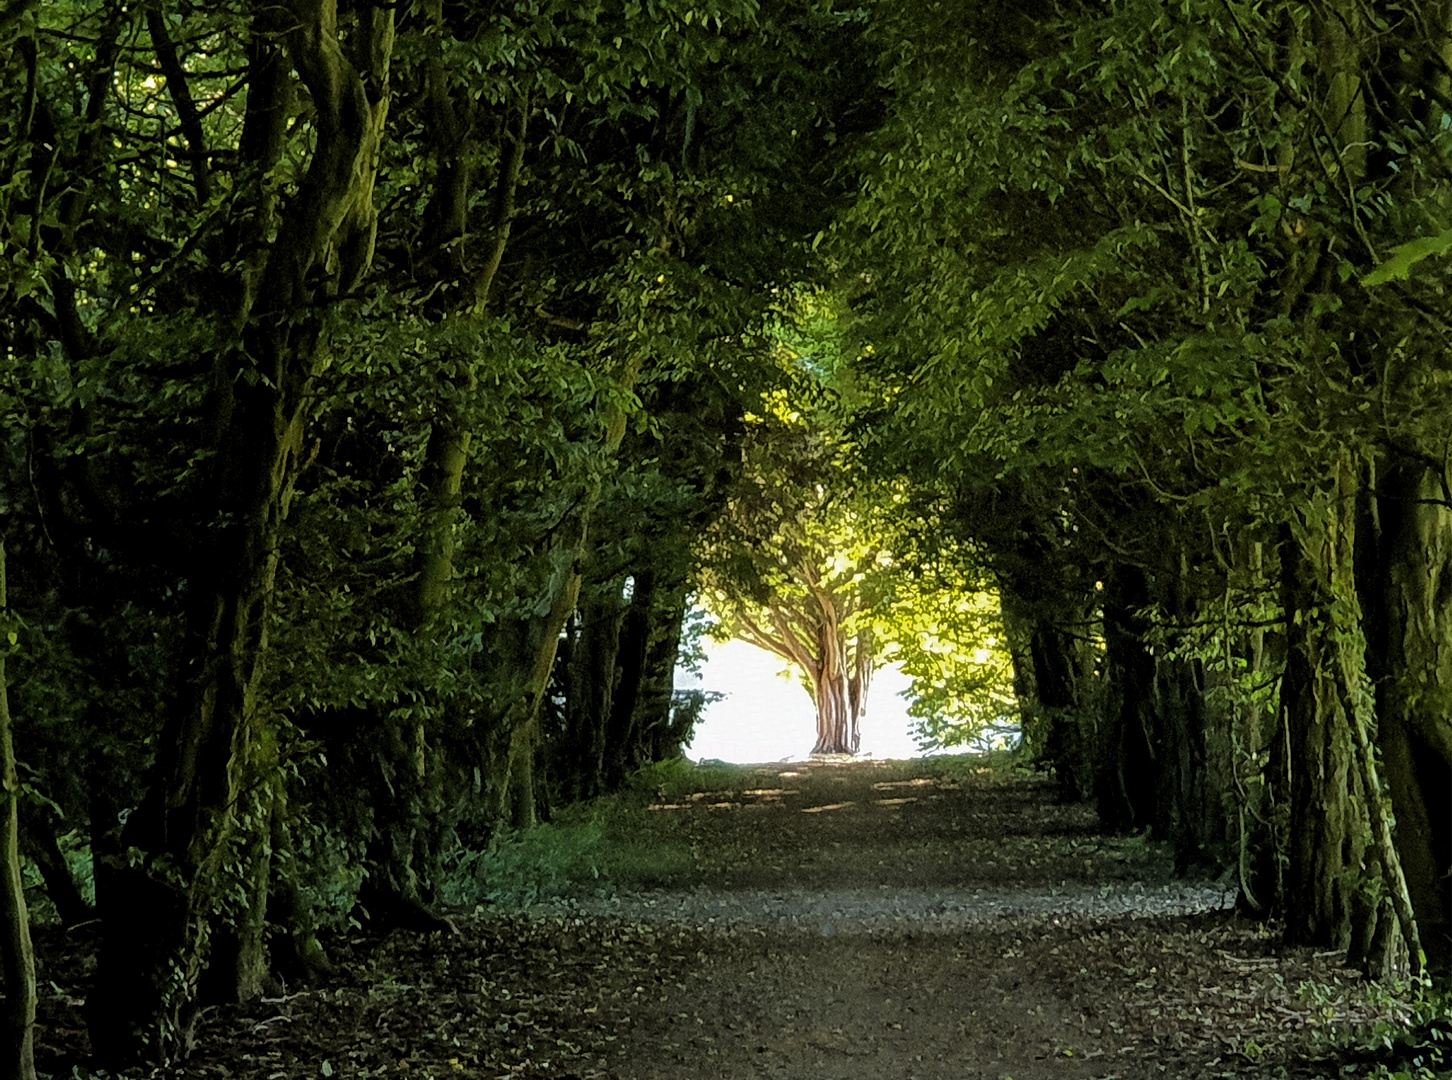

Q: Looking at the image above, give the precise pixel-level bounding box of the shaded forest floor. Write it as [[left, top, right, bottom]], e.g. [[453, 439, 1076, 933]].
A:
[[36, 757, 1439, 1079]]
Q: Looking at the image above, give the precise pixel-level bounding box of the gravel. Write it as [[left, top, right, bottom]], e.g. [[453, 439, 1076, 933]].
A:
[[521, 880, 1235, 936]]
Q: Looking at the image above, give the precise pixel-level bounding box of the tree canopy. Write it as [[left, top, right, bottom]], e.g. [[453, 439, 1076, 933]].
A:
[[0, 0, 1449, 1070]]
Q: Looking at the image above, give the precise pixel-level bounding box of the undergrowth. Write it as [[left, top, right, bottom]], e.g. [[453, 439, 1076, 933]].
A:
[[1350, 980, 1452, 1080], [440, 798, 691, 908], [628, 749, 1034, 802], [439, 750, 1038, 910]]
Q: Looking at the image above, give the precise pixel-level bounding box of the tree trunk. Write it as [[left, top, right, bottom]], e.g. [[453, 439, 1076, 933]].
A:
[[1029, 621, 1090, 801], [630, 576, 693, 764], [18, 808, 91, 929], [88, 1, 395, 1060], [998, 589, 1039, 732], [265, 788, 333, 987], [1147, 561, 1227, 874], [605, 569, 658, 786], [1227, 538, 1282, 918], [0, 543, 38, 1080], [1279, 461, 1382, 958], [1363, 461, 1452, 975], [1149, 652, 1220, 872], [809, 614, 866, 756], [494, 352, 646, 829], [556, 585, 627, 802], [1096, 564, 1157, 832]]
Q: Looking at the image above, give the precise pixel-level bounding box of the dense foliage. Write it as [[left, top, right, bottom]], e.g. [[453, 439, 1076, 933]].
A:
[[838, 0, 1452, 980], [0, 0, 1448, 1072]]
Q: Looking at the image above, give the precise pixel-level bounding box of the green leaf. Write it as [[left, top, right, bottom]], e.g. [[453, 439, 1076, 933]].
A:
[[1362, 228, 1452, 286]]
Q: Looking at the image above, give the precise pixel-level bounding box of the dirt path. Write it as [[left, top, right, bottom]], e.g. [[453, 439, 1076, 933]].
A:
[[40, 758, 1408, 1079]]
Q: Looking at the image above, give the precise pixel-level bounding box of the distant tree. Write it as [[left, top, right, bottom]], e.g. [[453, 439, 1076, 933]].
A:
[[698, 294, 1016, 757], [699, 384, 881, 755]]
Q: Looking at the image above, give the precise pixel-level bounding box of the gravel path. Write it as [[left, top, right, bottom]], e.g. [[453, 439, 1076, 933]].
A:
[[532, 880, 1234, 936]]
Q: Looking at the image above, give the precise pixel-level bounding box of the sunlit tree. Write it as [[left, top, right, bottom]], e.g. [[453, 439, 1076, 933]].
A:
[[698, 293, 1016, 756], [698, 385, 882, 755]]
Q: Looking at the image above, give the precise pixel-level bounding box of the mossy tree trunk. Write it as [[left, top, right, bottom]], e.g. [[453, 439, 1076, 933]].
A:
[[88, 0, 395, 1061], [1278, 456, 1421, 976], [1147, 564, 1226, 874], [0, 543, 37, 1080], [494, 352, 646, 830], [1280, 512, 1367, 955], [1363, 461, 1452, 976]]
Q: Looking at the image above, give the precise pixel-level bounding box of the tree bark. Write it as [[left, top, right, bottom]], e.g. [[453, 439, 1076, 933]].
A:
[[557, 584, 628, 803], [1278, 460, 1386, 959], [1226, 538, 1281, 918], [605, 569, 657, 785], [627, 573, 693, 764], [0, 543, 38, 1080], [807, 606, 867, 756], [1029, 620, 1090, 801], [18, 808, 91, 929], [1147, 562, 1226, 874], [494, 352, 645, 830], [732, 570, 872, 757], [998, 589, 1039, 732], [88, 0, 395, 1060], [1096, 564, 1157, 832], [1363, 461, 1452, 975]]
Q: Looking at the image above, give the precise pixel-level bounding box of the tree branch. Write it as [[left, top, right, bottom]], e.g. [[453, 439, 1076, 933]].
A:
[[145, 5, 211, 205]]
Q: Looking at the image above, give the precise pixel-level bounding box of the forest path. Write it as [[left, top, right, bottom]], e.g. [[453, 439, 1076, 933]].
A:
[[520, 758, 1234, 1080], [59, 758, 1403, 1079]]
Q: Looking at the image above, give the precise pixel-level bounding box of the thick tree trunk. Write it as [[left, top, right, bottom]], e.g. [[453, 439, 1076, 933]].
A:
[[494, 353, 645, 829], [1099, 560, 1227, 871], [1149, 652, 1221, 872], [1276, 456, 1407, 966], [811, 665, 862, 756], [1363, 462, 1452, 975], [88, 1, 394, 1061], [628, 575, 693, 764], [807, 613, 868, 756], [1029, 621, 1090, 801], [998, 581, 1096, 798], [1147, 562, 1227, 873], [0, 543, 38, 1080], [550, 560, 689, 801], [1281, 526, 1363, 951], [556, 586, 627, 803], [89, 380, 305, 1060], [1096, 565, 1157, 832]]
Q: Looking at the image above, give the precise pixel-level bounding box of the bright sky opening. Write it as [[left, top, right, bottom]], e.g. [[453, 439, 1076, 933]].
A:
[[678, 638, 925, 764]]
